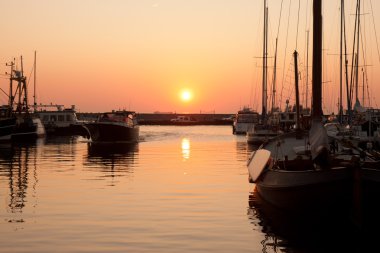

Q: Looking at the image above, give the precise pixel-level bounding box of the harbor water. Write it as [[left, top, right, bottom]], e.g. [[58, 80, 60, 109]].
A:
[[0, 126, 373, 252]]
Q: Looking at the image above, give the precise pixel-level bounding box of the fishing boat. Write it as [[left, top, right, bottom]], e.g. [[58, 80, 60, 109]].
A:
[[247, 0, 354, 214], [36, 104, 88, 136], [0, 106, 16, 142], [0, 57, 45, 141], [245, 0, 282, 144], [85, 110, 139, 143], [232, 107, 259, 135]]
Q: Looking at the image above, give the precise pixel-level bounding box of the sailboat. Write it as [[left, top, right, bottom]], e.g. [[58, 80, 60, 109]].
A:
[[0, 56, 45, 141], [247, 0, 355, 214], [246, 1, 291, 145]]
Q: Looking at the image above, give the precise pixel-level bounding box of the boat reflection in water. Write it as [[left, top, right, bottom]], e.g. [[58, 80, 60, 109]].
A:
[[0, 142, 40, 224], [235, 139, 257, 162], [247, 190, 380, 252], [84, 142, 139, 185]]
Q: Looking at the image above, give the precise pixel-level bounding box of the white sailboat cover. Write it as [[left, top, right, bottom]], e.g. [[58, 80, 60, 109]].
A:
[[309, 119, 329, 162]]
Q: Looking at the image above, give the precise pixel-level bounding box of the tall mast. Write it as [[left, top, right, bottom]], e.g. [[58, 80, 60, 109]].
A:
[[21, 56, 29, 115], [262, 0, 268, 121], [6, 60, 15, 116], [355, 53, 359, 102], [34, 51, 37, 112], [312, 0, 323, 119], [362, 67, 365, 106], [355, 0, 361, 105], [343, 0, 351, 123], [272, 37, 278, 112], [306, 30, 310, 110], [294, 50, 301, 130], [339, 0, 343, 123]]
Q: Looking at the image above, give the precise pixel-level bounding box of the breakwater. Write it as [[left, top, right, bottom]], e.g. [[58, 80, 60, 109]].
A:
[[77, 113, 234, 125]]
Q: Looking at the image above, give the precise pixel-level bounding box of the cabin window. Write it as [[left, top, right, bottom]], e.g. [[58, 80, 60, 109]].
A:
[[50, 115, 57, 121], [58, 115, 65, 121], [43, 115, 49, 121], [289, 114, 294, 120], [66, 115, 72, 121]]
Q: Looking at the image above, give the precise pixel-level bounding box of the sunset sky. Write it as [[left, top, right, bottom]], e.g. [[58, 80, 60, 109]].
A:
[[0, 0, 379, 114]]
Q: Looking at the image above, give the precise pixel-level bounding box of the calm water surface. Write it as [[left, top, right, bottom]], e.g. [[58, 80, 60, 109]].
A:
[[0, 126, 372, 252]]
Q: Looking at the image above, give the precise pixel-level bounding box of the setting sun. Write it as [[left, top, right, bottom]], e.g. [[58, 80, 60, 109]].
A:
[[180, 90, 192, 102]]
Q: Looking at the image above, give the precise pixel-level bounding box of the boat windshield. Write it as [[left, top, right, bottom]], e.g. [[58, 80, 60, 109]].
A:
[[99, 113, 136, 126]]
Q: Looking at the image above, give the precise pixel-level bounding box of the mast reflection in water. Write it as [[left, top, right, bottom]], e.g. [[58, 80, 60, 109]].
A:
[[0, 142, 40, 223]]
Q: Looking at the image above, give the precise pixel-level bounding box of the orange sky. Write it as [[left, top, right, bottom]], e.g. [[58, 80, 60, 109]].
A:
[[0, 0, 379, 114]]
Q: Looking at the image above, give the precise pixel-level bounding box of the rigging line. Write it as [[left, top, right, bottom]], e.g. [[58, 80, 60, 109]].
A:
[[0, 87, 8, 97], [305, 0, 309, 30], [276, 0, 284, 38], [349, 0, 359, 106], [369, 0, 380, 62], [295, 0, 301, 50], [280, 0, 292, 110], [359, 15, 370, 106], [27, 64, 35, 87]]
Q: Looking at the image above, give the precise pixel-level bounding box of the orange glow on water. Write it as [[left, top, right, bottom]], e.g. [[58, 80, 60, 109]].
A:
[[181, 138, 190, 160]]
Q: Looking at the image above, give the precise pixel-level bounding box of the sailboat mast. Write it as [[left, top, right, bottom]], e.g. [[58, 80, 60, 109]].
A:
[[312, 0, 323, 119], [272, 37, 278, 112], [306, 30, 310, 111], [262, 0, 268, 121], [356, 0, 361, 105], [343, 0, 351, 123], [362, 68, 365, 106], [294, 50, 301, 130], [339, 0, 343, 123], [355, 53, 359, 102]]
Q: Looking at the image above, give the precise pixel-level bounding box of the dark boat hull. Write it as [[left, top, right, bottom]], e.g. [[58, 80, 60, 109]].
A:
[[1, 117, 45, 142], [255, 167, 353, 214], [360, 167, 380, 227], [11, 117, 46, 141], [44, 123, 89, 137], [85, 122, 139, 143], [0, 118, 16, 141]]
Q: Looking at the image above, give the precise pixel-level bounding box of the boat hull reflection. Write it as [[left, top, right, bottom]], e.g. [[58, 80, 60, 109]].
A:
[[248, 190, 367, 252], [87, 142, 139, 157], [85, 142, 139, 185]]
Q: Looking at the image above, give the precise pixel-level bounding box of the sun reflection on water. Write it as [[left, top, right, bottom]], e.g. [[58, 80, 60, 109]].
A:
[[181, 138, 190, 160]]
